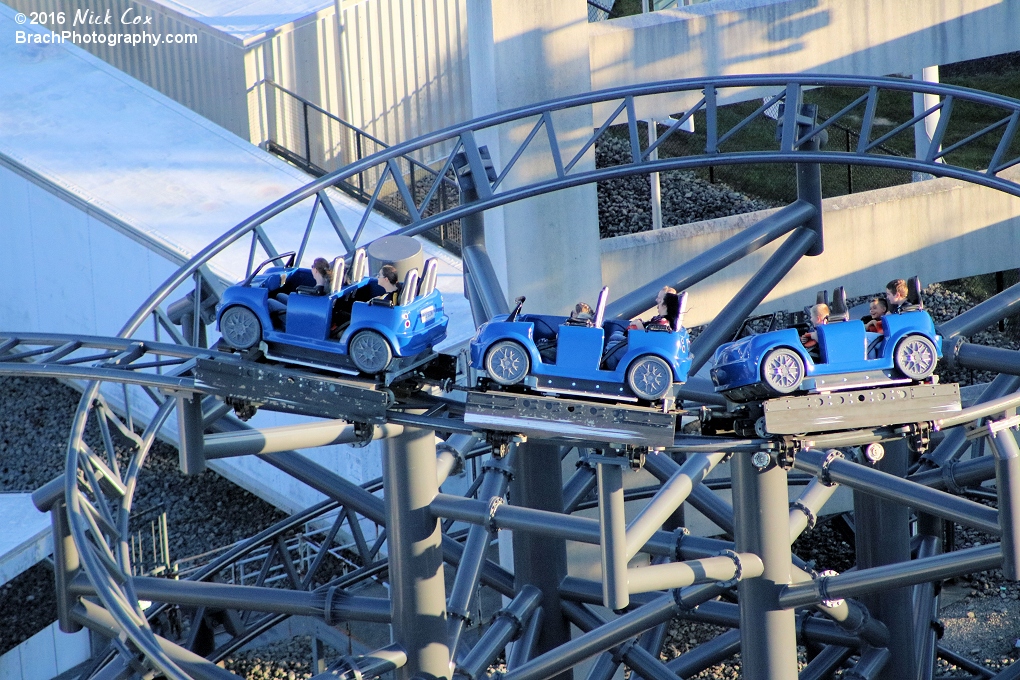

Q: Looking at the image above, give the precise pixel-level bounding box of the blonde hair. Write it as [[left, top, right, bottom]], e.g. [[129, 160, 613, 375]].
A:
[[312, 257, 331, 279]]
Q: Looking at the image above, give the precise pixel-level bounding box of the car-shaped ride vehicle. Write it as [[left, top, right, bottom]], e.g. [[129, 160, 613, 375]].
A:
[[711, 279, 942, 402], [470, 288, 692, 403], [216, 249, 449, 378]]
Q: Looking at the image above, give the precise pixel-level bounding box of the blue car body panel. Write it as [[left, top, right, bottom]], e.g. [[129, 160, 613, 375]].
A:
[[216, 266, 448, 370], [710, 309, 942, 395], [470, 313, 692, 400]]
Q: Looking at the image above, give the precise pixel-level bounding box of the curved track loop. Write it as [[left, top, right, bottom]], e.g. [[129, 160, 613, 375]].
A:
[[4, 75, 1020, 678]]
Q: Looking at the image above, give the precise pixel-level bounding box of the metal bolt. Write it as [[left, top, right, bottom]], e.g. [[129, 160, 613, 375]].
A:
[[864, 442, 885, 463], [751, 451, 772, 470]]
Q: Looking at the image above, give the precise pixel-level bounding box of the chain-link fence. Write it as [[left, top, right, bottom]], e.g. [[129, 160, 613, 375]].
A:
[[258, 80, 463, 255]]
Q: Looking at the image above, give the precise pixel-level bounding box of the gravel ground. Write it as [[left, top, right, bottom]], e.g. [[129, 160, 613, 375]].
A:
[[596, 135, 778, 238], [0, 376, 287, 656]]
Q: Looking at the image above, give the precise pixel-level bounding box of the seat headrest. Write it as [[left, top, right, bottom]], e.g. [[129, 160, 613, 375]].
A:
[[906, 276, 923, 308], [827, 286, 850, 323]]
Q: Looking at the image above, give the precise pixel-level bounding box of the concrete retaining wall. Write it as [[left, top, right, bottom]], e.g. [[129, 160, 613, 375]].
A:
[[601, 168, 1020, 327]]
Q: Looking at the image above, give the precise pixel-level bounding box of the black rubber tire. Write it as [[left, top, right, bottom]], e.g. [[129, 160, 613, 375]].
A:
[[220, 306, 262, 350], [760, 347, 805, 395], [894, 334, 938, 380], [349, 330, 393, 374], [626, 354, 673, 401], [484, 341, 530, 386]]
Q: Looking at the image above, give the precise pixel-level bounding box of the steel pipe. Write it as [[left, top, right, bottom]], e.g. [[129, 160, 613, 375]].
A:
[[938, 279, 1020, 340], [908, 455, 996, 490], [205, 421, 404, 458], [598, 457, 629, 610], [642, 451, 734, 536], [606, 200, 815, 320], [789, 478, 839, 543], [778, 543, 1003, 609], [429, 493, 677, 556], [689, 227, 817, 374], [500, 595, 678, 680], [989, 428, 1020, 580], [626, 452, 726, 559], [447, 452, 515, 653], [457, 586, 542, 680], [562, 463, 598, 513], [561, 602, 677, 680], [955, 342, 1020, 376], [664, 628, 741, 676], [845, 646, 892, 680], [799, 645, 854, 680], [70, 575, 392, 622], [626, 553, 763, 594], [794, 448, 1000, 535], [310, 644, 408, 680], [507, 608, 544, 671]]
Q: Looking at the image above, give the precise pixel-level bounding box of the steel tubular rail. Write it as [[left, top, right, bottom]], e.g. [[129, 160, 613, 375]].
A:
[[954, 343, 1020, 376], [939, 391, 1020, 429], [71, 600, 236, 680], [938, 280, 1020, 341], [922, 374, 1020, 468], [689, 228, 818, 374], [778, 543, 1003, 609], [605, 200, 814, 320], [793, 449, 1001, 535], [70, 575, 392, 622]]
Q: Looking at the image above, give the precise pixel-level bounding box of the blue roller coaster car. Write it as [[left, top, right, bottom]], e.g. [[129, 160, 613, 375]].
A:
[[711, 282, 942, 402], [216, 250, 448, 377], [470, 289, 692, 403]]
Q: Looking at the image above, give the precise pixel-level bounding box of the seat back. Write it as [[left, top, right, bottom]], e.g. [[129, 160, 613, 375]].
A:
[[593, 287, 609, 329], [827, 286, 850, 323], [675, 291, 689, 330], [263, 273, 284, 292], [330, 257, 346, 295], [399, 269, 420, 306], [418, 258, 438, 297], [350, 248, 369, 283], [816, 289, 829, 306], [903, 276, 924, 311]]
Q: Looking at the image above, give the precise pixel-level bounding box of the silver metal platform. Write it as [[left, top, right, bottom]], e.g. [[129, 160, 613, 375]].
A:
[[464, 391, 676, 447], [763, 382, 962, 435]]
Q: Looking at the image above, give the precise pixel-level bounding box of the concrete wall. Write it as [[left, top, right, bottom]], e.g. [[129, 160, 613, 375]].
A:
[[0, 621, 91, 680], [601, 168, 1020, 327], [590, 0, 1020, 119]]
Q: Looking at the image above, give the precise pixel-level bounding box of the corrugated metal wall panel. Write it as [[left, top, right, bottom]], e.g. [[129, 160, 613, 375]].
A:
[[338, 0, 470, 161]]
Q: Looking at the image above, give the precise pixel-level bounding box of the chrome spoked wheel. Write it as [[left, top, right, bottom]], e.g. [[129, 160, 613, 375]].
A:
[[627, 355, 673, 401], [485, 341, 530, 385], [761, 347, 805, 394], [894, 335, 938, 380]]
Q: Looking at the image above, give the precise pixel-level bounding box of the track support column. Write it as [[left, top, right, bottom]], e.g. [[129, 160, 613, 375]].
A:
[[384, 426, 450, 680], [512, 442, 571, 680], [854, 438, 916, 679], [732, 452, 798, 678]]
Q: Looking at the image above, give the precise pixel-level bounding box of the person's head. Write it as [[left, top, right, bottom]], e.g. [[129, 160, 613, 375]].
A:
[[661, 293, 681, 329], [655, 286, 677, 307], [810, 303, 830, 326], [571, 302, 593, 321], [311, 257, 331, 286], [378, 264, 399, 291], [886, 279, 908, 306], [869, 297, 888, 319]]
